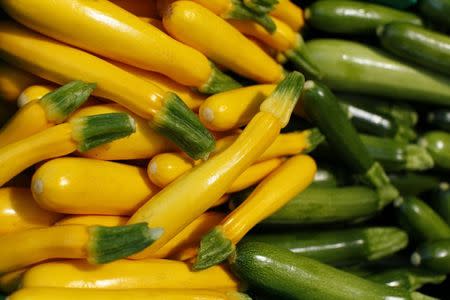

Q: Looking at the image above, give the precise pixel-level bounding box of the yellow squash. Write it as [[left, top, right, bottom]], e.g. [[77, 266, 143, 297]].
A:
[[17, 84, 57, 107], [0, 0, 240, 92], [109, 0, 159, 18], [126, 72, 303, 259], [0, 268, 26, 294], [200, 85, 275, 131], [0, 187, 61, 235], [32, 157, 159, 216], [55, 215, 128, 227], [9, 288, 248, 300], [0, 60, 43, 103], [70, 104, 176, 160], [22, 259, 241, 291], [162, 1, 284, 83], [270, 0, 304, 31], [194, 155, 317, 269], [0, 21, 215, 160]]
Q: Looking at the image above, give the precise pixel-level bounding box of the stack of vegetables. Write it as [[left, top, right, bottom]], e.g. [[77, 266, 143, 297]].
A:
[[0, 0, 449, 299]]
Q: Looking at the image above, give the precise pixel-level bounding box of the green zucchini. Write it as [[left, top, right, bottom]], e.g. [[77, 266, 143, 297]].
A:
[[363, 0, 417, 9], [306, 39, 450, 106], [427, 109, 450, 131], [337, 93, 418, 127], [389, 172, 441, 196], [428, 182, 450, 225], [419, 0, 450, 29], [378, 22, 450, 76], [360, 134, 434, 171], [231, 242, 435, 300], [412, 239, 450, 274], [305, 1, 422, 35], [366, 268, 446, 291], [258, 185, 380, 225], [419, 131, 450, 170], [242, 227, 408, 266], [301, 80, 399, 207], [312, 164, 339, 187], [395, 196, 450, 242]]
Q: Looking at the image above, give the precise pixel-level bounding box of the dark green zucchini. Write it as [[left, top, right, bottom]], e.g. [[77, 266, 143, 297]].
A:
[[242, 227, 408, 266], [395, 196, 450, 242], [366, 268, 446, 291], [364, 0, 417, 9], [419, 131, 450, 170], [412, 239, 450, 273], [306, 39, 450, 106], [389, 172, 441, 196], [419, 0, 450, 29], [427, 109, 450, 131], [257, 185, 379, 225], [231, 242, 434, 300], [428, 183, 450, 225], [300, 80, 399, 207], [360, 134, 434, 171], [305, 1, 422, 35], [378, 22, 450, 76]]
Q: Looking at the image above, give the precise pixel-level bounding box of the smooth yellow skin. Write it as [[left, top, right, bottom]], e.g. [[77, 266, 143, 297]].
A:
[[0, 22, 167, 120], [200, 85, 275, 131], [109, 0, 159, 18], [0, 101, 52, 148], [0, 61, 42, 103], [163, 1, 283, 83], [0, 123, 76, 187], [9, 288, 244, 300], [222, 155, 317, 244], [70, 104, 176, 160], [154, 212, 225, 259], [271, 0, 304, 31], [22, 259, 240, 290], [17, 84, 56, 107], [0, 187, 61, 235], [229, 18, 298, 52], [0, 268, 26, 294], [139, 16, 166, 31], [0, 225, 89, 274], [32, 157, 159, 216], [55, 215, 128, 227], [0, 0, 213, 88], [128, 112, 281, 258], [114, 61, 205, 111]]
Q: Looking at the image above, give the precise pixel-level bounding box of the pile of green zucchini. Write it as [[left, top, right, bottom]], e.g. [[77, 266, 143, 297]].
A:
[[229, 0, 450, 299]]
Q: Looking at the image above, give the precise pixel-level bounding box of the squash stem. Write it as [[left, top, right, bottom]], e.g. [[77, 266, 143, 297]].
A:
[[395, 125, 417, 142], [285, 35, 323, 80], [365, 162, 400, 209], [242, 0, 279, 15], [365, 227, 408, 260], [193, 227, 235, 271], [70, 112, 136, 152], [152, 92, 215, 160], [39, 81, 96, 123], [405, 145, 434, 171], [199, 62, 242, 94], [228, 0, 276, 33], [304, 128, 324, 153], [87, 223, 163, 264]]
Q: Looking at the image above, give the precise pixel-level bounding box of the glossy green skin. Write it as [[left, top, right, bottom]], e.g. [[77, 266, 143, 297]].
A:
[[306, 39, 450, 106], [232, 242, 414, 300], [414, 239, 450, 273], [378, 22, 450, 76], [312, 165, 339, 187], [360, 134, 407, 171], [367, 268, 446, 291], [301, 81, 374, 173], [396, 196, 450, 242], [306, 1, 422, 35], [263, 186, 379, 225], [242, 227, 407, 266], [420, 131, 450, 169], [427, 109, 450, 131], [389, 173, 441, 195], [365, 0, 417, 9], [419, 0, 450, 28], [429, 184, 450, 225]]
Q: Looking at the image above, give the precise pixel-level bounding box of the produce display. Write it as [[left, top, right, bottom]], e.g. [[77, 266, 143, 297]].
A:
[[0, 0, 449, 299]]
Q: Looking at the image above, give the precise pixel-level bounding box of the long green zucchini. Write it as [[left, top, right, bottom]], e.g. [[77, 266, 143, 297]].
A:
[[378, 22, 450, 76], [231, 242, 436, 300], [242, 227, 408, 266], [305, 1, 422, 35], [419, 0, 450, 29], [395, 196, 450, 242], [366, 268, 446, 291], [412, 239, 450, 274], [427, 109, 450, 131], [300, 81, 399, 207], [429, 183, 450, 225], [389, 173, 441, 196], [306, 39, 450, 106], [419, 131, 450, 170]]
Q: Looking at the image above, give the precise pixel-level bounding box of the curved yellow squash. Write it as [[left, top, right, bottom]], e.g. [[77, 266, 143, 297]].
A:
[[17, 85, 56, 107], [271, 0, 304, 31], [0, 60, 43, 103], [55, 215, 128, 227]]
